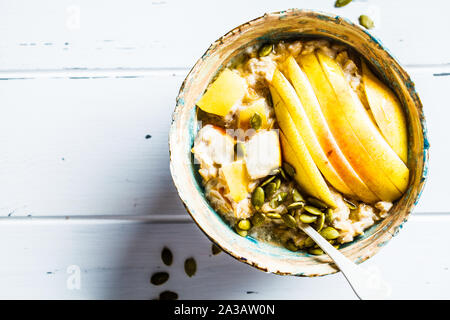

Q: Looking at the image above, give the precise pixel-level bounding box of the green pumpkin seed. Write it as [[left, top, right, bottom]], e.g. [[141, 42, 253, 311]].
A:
[[343, 198, 357, 210], [274, 178, 281, 190], [309, 248, 324, 255], [265, 182, 277, 198], [258, 43, 273, 57], [282, 214, 298, 229], [269, 198, 279, 209], [251, 187, 265, 208], [236, 227, 248, 237], [234, 142, 246, 160], [333, 244, 340, 249], [251, 212, 266, 227], [335, 0, 352, 7], [287, 201, 305, 210], [279, 167, 288, 180], [359, 15, 374, 29], [277, 192, 288, 202], [151, 272, 169, 286], [212, 244, 222, 255], [283, 162, 296, 177], [304, 237, 315, 248], [315, 213, 325, 232], [260, 175, 276, 187], [307, 197, 328, 209], [266, 213, 282, 219], [159, 290, 178, 300], [325, 208, 334, 224], [161, 247, 173, 266], [238, 219, 251, 231], [250, 113, 262, 130], [299, 213, 317, 224], [292, 188, 304, 202], [320, 227, 340, 240], [304, 205, 323, 216], [184, 257, 197, 277], [284, 240, 298, 252]]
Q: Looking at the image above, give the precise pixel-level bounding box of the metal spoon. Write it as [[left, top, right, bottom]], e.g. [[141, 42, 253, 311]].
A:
[[298, 222, 391, 300]]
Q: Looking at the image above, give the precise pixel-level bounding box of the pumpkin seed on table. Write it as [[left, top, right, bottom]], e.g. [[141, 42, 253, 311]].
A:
[[251, 187, 265, 209], [359, 15, 374, 29], [151, 272, 169, 286], [304, 205, 323, 216], [307, 197, 328, 209], [212, 244, 222, 255], [250, 113, 262, 130], [251, 212, 266, 227], [159, 291, 178, 300], [238, 219, 251, 231], [320, 226, 340, 240], [334, 0, 352, 7], [292, 188, 304, 202], [283, 162, 296, 178], [260, 175, 276, 187], [299, 213, 317, 224], [258, 43, 273, 57], [184, 257, 197, 277], [282, 213, 298, 229], [161, 247, 173, 266]]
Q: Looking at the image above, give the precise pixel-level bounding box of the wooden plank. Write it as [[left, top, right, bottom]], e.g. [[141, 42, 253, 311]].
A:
[[0, 214, 448, 299], [0, 0, 449, 70], [0, 67, 447, 216]]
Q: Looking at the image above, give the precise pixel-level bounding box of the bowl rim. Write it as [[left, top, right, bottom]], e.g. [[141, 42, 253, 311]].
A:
[[169, 8, 430, 277]]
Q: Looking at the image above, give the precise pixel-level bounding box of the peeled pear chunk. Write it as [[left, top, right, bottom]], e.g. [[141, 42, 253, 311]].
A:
[[244, 130, 281, 179]]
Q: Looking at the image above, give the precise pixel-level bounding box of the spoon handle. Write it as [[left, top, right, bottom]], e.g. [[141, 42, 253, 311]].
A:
[[299, 222, 391, 300]]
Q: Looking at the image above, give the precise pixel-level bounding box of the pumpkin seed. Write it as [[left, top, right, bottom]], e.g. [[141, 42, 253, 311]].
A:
[[309, 248, 324, 255], [279, 167, 288, 180], [251, 187, 265, 208], [151, 272, 169, 286], [236, 227, 248, 237], [159, 290, 178, 300], [184, 258, 197, 277], [282, 214, 298, 229], [304, 205, 323, 216], [277, 192, 288, 202], [334, 0, 352, 7], [265, 182, 277, 198], [343, 198, 357, 210], [287, 201, 305, 210], [359, 15, 374, 29], [292, 188, 304, 202], [307, 197, 328, 209], [284, 240, 298, 252], [315, 213, 325, 232], [299, 213, 317, 224], [260, 175, 276, 187], [304, 237, 315, 248], [238, 219, 251, 231], [333, 244, 340, 250], [325, 208, 334, 224], [234, 142, 246, 160], [269, 198, 279, 209], [250, 113, 262, 130], [251, 212, 266, 227], [266, 213, 282, 219], [320, 227, 340, 240], [258, 43, 273, 57], [212, 244, 222, 255], [274, 178, 281, 190], [161, 247, 173, 266], [283, 162, 296, 177]]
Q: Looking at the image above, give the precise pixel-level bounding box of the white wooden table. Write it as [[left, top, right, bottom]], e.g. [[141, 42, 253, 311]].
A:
[[1, 0, 449, 299]]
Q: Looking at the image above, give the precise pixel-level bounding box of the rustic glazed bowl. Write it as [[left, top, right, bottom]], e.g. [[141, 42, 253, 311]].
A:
[[169, 9, 429, 276]]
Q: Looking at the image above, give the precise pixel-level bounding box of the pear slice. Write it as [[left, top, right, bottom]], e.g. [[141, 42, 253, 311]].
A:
[[271, 87, 337, 208], [303, 51, 408, 201], [221, 160, 250, 202], [271, 68, 354, 197], [362, 61, 408, 164], [283, 56, 379, 203]]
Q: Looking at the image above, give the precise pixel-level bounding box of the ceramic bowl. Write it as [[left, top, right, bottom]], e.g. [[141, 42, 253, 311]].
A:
[[169, 9, 429, 276]]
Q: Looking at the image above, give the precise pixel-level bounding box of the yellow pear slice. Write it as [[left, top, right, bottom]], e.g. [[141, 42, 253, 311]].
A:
[[284, 56, 379, 203], [271, 87, 337, 208], [271, 68, 354, 197], [305, 51, 408, 201], [221, 160, 250, 202], [362, 61, 408, 163], [197, 69, 247, 117]]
